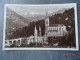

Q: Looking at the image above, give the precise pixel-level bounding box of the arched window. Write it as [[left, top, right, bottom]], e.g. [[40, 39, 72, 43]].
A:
[[9, 41, 12, 45], [17, 40, 20, 45], [59, 28, 61, 30], [13, 40, 16, 45]]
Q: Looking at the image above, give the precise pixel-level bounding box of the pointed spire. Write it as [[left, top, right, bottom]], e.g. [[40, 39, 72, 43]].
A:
[[35, 26, 37, 31], [39, 26, 41, 36], [46, 10, 48, 18], [39, 26, 41, 31]]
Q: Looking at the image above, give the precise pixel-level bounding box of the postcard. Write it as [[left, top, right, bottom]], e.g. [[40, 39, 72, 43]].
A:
[[3, 3, 79, 50]]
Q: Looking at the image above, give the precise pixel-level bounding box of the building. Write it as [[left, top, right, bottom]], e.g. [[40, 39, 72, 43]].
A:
[[27, 26, 44, 44], [27, 35, 34, 44], [5, 11, 67, 47], [44, 11, 67, 40], [5, 26, 44, 47]]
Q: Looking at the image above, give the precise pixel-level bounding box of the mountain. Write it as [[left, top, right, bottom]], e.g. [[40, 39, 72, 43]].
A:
[[50, 8, 68, 16], [6, 7, 30, 32], [6, 7, 68, 32], [23, 8, 68, 21], [26, 14, 46, 22], [6, 7, 74, 40]]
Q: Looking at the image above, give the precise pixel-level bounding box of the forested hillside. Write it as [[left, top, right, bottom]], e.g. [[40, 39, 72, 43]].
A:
[[6, 8, 75, 41]]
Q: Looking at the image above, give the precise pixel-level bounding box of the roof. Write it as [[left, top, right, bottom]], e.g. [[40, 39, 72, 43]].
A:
[[49, 24, 65, 27]]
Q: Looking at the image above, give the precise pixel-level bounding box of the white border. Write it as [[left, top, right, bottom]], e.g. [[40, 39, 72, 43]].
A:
[[3, 3, 79, 51]]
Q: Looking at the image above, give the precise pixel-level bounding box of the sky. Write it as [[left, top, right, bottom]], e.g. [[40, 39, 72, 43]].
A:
[[6, 3, 75, 17]]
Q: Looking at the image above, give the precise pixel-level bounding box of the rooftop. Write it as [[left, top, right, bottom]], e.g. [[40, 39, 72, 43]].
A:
[[49, 24, 65, 27]]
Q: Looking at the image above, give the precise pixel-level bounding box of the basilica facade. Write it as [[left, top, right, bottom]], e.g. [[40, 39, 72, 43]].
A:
[[44, 11, 67, 40]]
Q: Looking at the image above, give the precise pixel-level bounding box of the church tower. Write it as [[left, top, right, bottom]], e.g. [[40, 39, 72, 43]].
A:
[[45, 10, 49, 27], [39, 26, 41, 36], [34, 26, 38, 42], [45, 10, 49, 40]]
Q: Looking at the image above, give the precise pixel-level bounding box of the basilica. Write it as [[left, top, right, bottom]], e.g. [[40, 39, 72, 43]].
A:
[[27, 26, 44, 45], [5, 11, 67, 47], [27, 11, 67, 45], [44, 11, 67, 40]]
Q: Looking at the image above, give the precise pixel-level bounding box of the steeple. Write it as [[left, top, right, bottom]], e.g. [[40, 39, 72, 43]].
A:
[[46, 10, 48, 18], [45, 10, 49, 26], [39, 26, 41, 32], [45, 10, 49, 40], [35, 26, 37, 31], [34, 26, 37, 42], [39, 26, 41, 36]]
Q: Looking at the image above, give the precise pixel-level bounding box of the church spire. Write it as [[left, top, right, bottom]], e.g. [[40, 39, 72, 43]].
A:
[[39, 26, 41, 36], [39, 26, 41, 32], [46, 10, 48, 18], [45, 10, 49, 40], [34, 26, 37, 43], [35, 26, 37, 31]]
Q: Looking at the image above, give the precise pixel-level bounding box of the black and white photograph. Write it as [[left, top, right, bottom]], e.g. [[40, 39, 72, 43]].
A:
[[3, 3, 78, 50]]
